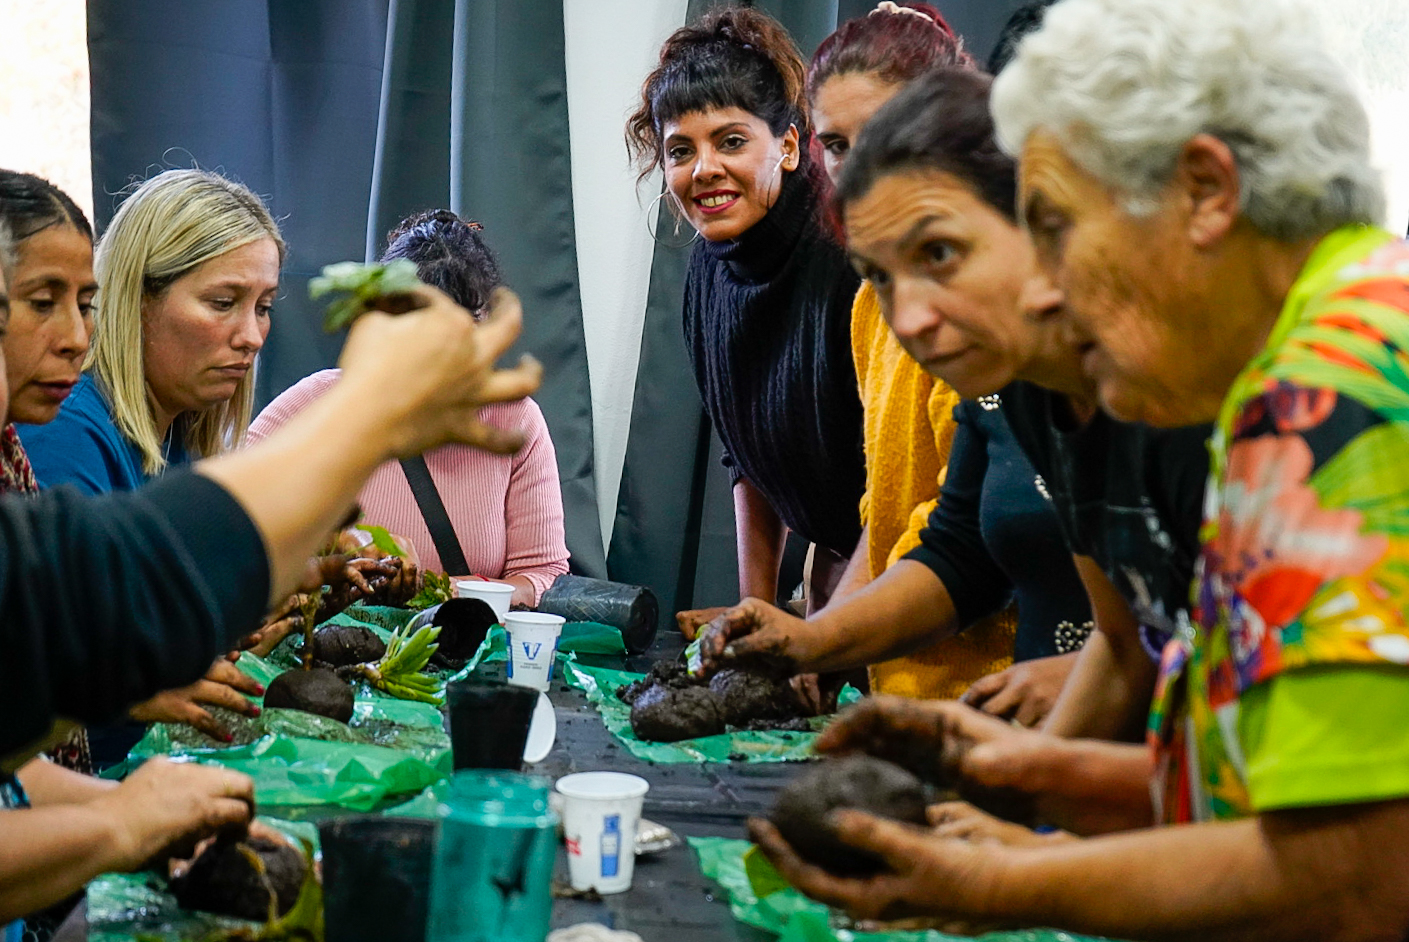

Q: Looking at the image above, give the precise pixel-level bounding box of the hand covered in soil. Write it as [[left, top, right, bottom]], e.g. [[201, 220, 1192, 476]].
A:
[[961, 651, 1079, 727], [236, 594, 310, 659], [91, 758, 255, 871], [747, 810, 1011, 928], [319, 555, 418, 613], [695, 598, 807, 675], [129, 659, 265, 742], [815, 696, 1048, 822], [675, 607, 731, 640], [336, 285, 542, 458]]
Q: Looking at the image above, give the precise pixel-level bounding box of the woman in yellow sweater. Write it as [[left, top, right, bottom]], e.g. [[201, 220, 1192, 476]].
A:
[[807, 3, 1017, 700]]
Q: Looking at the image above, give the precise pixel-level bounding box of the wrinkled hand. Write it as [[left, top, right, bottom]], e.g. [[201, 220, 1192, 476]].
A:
[[129, 660, 264, 742], [337, 286, 543, 458], [747, 812, 1006, 926], [695, 598, 807, 675], [675, 607, 730, 641], [929, 801, 1074, 848], [92, 758, 255, 870], [817, 696, 1055, 821], [961, 652, 1079, 728]]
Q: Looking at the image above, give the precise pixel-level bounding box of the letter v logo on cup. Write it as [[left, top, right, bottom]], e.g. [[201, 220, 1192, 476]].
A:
[[504, 612, 565, 691]]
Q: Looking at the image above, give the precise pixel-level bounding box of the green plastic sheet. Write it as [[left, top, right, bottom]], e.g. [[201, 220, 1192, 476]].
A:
[[560, 661, 859, 763], [690, 837, 1118, 942], [129, 645, 451, 811], [124, 611, 629, 809]]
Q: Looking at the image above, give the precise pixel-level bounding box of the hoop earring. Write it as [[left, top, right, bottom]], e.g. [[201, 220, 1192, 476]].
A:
[[646, 188, 700, 249]]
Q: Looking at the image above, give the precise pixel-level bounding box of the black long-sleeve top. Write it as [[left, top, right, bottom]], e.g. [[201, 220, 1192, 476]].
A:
[[1, 471, 269, 754], [682, 161, 866, 557], [905, 398, 1092, 660], [999, 381, 1210, 656]]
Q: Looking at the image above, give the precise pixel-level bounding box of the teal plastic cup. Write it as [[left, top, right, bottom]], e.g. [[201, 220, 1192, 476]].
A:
[[427, 770, 559, 942]]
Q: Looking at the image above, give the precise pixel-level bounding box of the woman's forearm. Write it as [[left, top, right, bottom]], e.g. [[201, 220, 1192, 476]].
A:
[[992, 803, 1409, 942], [199, 375, 394, 606], [0, 805, 125, 922], [15, 759, 116, 806], [821, 527, 873, 608], [734, 479, 786, 603], [799, 560, 960, 674], [1042, 557, 1157, 742]]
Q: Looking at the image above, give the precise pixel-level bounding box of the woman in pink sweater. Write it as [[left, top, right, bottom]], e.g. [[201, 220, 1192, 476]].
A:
[[248, 211, 568, 607]]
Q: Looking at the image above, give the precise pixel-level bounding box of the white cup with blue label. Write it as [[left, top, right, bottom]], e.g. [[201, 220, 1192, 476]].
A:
[[503, 612, 565, 692], [555, 771, 650, 894]]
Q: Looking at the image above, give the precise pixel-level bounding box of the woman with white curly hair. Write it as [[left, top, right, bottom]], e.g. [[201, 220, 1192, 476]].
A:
[[749, 0, 1409, 938]]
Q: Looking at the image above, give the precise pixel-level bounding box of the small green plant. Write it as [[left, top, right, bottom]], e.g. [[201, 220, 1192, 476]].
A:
[[348, 622, 445, 705], [310, 259, 423, 331]]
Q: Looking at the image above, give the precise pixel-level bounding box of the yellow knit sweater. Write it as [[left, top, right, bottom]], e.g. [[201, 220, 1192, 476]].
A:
[[852, 282, 1016, 699]]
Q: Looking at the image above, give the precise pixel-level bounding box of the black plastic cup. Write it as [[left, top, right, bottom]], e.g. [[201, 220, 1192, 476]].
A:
[[446, 677, 538, 770], [318, 816, 437, 942]]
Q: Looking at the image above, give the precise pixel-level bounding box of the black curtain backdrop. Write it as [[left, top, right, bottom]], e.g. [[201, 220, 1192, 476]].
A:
[[87, 0, 1021, 617], [88, 0, 607, 579]]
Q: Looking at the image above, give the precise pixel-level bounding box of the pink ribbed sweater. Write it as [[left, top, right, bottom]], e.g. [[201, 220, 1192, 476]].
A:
[[247, 369, 569, 603]]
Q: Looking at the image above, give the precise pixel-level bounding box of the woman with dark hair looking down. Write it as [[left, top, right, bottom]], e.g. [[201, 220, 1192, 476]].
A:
[[249, 210, 568, 610], [629, 7, 866, 632]]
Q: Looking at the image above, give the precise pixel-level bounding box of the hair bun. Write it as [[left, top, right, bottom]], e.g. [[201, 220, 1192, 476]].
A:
[[385, 208, 484, 246]]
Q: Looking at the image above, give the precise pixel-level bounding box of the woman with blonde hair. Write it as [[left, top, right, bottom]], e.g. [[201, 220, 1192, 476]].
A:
[[20, 168, 283, 492]]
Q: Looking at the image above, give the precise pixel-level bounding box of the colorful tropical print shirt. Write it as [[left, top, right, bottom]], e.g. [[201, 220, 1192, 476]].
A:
[[1150, 225, 1409, 823]]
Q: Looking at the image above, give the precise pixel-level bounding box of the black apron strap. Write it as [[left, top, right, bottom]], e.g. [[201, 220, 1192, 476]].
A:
[[399, 456, 471, 576]]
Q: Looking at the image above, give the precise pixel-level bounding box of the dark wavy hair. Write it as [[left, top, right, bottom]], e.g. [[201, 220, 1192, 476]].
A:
[[381, 209, 502, 317], [986, 0, 1059, 75], [0, 170, 93, 243], [836, 67, 1017, 222], [807, 2, 971, 98], [626, 7, 809, 184]]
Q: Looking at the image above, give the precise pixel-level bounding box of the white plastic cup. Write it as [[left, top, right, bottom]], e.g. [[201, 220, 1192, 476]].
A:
[[555, 771, 650, 894], [503, 612, 564, 692], [455, 580, 515, 623]]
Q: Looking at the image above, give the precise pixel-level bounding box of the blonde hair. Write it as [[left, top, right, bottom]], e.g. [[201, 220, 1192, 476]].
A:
[[89, 169, 285, 474]]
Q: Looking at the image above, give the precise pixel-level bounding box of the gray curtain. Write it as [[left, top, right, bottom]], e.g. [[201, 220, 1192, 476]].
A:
[[88, 0, 607, 579]]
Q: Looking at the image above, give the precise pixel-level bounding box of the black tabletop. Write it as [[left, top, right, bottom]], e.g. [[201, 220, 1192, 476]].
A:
[[57, 629, 811, 942]]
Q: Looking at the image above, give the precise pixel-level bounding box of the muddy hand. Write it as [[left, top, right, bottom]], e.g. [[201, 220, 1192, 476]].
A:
[[696, 598, 803, 675]]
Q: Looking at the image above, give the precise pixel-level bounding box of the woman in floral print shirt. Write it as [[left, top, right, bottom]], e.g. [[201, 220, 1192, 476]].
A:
[[749, 0, 1409, 939]]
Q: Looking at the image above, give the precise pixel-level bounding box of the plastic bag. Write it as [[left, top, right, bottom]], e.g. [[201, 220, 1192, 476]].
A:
[[537, 574, 658, 653], [560, 661, 860, 764], [129, 647, 450, 811], [689, 837, 1118, 942], [86, 818, 320, 942]]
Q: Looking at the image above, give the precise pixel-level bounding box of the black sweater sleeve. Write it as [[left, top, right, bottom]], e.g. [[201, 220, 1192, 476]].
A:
[[903, 403, 1014, 627], [0, 470, 270, 753]]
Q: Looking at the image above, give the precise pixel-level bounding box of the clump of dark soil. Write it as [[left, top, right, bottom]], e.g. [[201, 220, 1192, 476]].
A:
[[769, 755, 930, 876], [629, 684, 724, 742], [264, 668, 355, 723], [709, 669, 796, 726], [310, 625, 386, 667], [618, 660, 806, 742], [171, 835, 307, 921]]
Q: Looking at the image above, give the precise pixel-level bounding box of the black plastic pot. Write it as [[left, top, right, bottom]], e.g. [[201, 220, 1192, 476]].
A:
[[318, 815, 437, 942]]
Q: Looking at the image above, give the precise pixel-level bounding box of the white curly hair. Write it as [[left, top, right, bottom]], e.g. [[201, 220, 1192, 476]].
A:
[[990, 0, 1385, 241]]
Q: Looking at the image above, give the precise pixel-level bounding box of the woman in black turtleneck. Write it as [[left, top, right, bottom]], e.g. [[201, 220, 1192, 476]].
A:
[[627, 7, 865, 627]]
